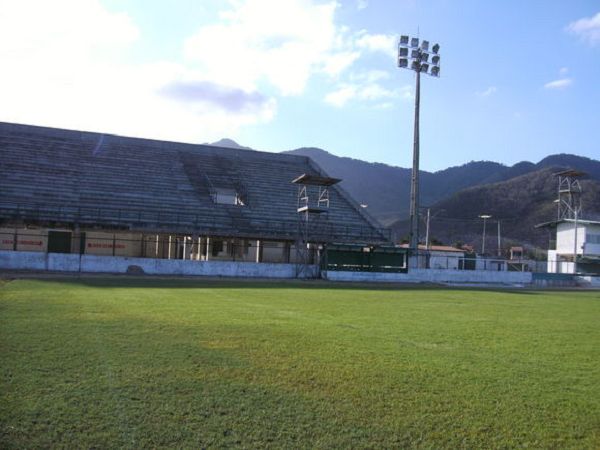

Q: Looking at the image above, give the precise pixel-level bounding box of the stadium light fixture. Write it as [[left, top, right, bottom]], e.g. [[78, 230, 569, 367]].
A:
[[397, 34, 441, 262]]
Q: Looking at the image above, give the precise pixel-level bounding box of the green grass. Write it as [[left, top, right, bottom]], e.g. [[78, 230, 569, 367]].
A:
[[1, 278, 599, 449]]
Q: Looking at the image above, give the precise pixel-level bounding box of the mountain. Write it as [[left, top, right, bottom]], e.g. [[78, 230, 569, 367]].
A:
[[207, 138, 253, 150], [285, 148, 600, 229], [210, 140, 599, 249], [389, 167, 600, 250]]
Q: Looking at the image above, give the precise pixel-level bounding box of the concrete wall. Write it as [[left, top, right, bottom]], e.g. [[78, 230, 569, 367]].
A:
[[428, 252, 462, 270], [556, 222, 587, 255], [0, 250, 544, 285], [577, 276, 600, 287], [325, 268, 532, 285], [0, 250, 318, 278]]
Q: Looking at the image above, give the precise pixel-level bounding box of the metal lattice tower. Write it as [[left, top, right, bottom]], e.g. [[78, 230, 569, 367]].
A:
[[555, 170, 584, 220], [292, 174, 340, 277]]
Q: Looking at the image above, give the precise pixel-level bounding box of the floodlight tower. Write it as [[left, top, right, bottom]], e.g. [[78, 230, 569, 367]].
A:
[[397, 35, 440, 263]]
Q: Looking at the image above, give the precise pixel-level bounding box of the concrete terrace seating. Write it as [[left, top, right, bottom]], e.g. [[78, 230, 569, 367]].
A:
[[0, 122, 389, 244]]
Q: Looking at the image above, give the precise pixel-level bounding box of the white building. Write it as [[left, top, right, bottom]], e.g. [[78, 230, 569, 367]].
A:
[[546, 219, 600, 274], [400, 244, 466, 270]]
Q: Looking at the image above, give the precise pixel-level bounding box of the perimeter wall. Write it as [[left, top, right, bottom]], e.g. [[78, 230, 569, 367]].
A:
[[0, 251, 317, 278]]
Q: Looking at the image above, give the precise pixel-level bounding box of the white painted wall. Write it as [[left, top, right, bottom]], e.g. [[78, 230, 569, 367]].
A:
[[0, 250, 537, 284], [547, 250, 558, 273], [0, 250, 317, 278], [556, 222, 588, 255], [325, 268, 532, 285], [428, 252, 463, 270]]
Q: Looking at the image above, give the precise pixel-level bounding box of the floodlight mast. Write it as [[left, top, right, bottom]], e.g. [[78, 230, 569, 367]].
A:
[[397, 35, 440, 265]]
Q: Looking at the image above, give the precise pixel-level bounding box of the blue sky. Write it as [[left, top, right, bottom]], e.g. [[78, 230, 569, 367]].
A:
[[0, 0, 598, 171]]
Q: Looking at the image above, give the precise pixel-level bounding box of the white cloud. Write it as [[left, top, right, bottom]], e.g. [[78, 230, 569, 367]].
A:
[[322, 51, 362, 77], [566, 12, 600, 46], [355, 31, 397, 58], [325, 85, 357, 107], [184, 0, 346, 95], [351, 70, 392, 83], [183, 2, 401, 109], [476, 86, 497, 97], [325, 82, 411, 107], [374, 102, 394, 110], [357, 0, 369, 10], [544, 78, 573, 89], [0, 0, 403, 142], [559, 67, 569, 76], [0, 0, 277, 143]]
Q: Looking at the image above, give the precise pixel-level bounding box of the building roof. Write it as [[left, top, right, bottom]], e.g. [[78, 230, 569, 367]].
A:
[[0, 122, 388, 243], [398, 244, 465, 253], [292, 173, 341, 186], [536, 218, 600, 229], [554, 169, 586, 178]]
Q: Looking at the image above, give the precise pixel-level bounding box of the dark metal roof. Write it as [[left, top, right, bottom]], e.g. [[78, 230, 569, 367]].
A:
[[292, 173, 341, 186], [0, 122, 389, 243], [553, 169, 586, 177]]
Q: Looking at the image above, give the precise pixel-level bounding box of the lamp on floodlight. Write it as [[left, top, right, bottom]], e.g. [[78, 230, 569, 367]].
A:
[[397, 34, 441, 266]]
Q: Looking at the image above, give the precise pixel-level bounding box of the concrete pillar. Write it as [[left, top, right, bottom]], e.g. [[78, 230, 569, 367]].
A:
[[255, 240, 261, 263], [205, 237, 210, 261]]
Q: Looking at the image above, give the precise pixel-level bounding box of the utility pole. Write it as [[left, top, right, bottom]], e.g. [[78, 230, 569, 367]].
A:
[[497, 220, 501, 257], [424, 207, 445, 249], [397, 35, 440, 267], [573, 209, 578, 273], [479, 214, 491, 255], [425, 207, 431, 249]]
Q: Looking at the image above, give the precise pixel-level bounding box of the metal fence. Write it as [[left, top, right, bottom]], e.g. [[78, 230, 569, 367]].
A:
[[0, 230, 316, 264], [2, 230, 587, 274]]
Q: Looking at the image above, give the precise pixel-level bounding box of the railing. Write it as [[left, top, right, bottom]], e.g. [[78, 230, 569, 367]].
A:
[[0, 230, 317, 264]]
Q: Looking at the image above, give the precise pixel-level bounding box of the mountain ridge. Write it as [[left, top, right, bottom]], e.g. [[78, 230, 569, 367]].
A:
[[210, 138, 599, 247], [285, 147, 600, 227]]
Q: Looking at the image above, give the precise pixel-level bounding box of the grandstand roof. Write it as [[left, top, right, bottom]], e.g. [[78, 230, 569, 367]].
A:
[[0, 122, 388, 243]]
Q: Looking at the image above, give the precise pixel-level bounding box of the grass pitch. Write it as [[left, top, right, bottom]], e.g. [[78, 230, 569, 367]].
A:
[[1, 278, 599, 448]]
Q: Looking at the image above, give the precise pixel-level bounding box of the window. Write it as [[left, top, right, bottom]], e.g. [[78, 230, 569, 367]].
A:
[[586, 233, 600, 244], [211, 188, 245, 206]]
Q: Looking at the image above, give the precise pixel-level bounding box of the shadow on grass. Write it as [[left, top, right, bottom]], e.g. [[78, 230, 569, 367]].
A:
[[1, 274, 543, 295]]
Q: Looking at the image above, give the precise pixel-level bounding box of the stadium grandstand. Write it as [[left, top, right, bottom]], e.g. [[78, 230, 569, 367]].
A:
[[0, 122, 396, 272]]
